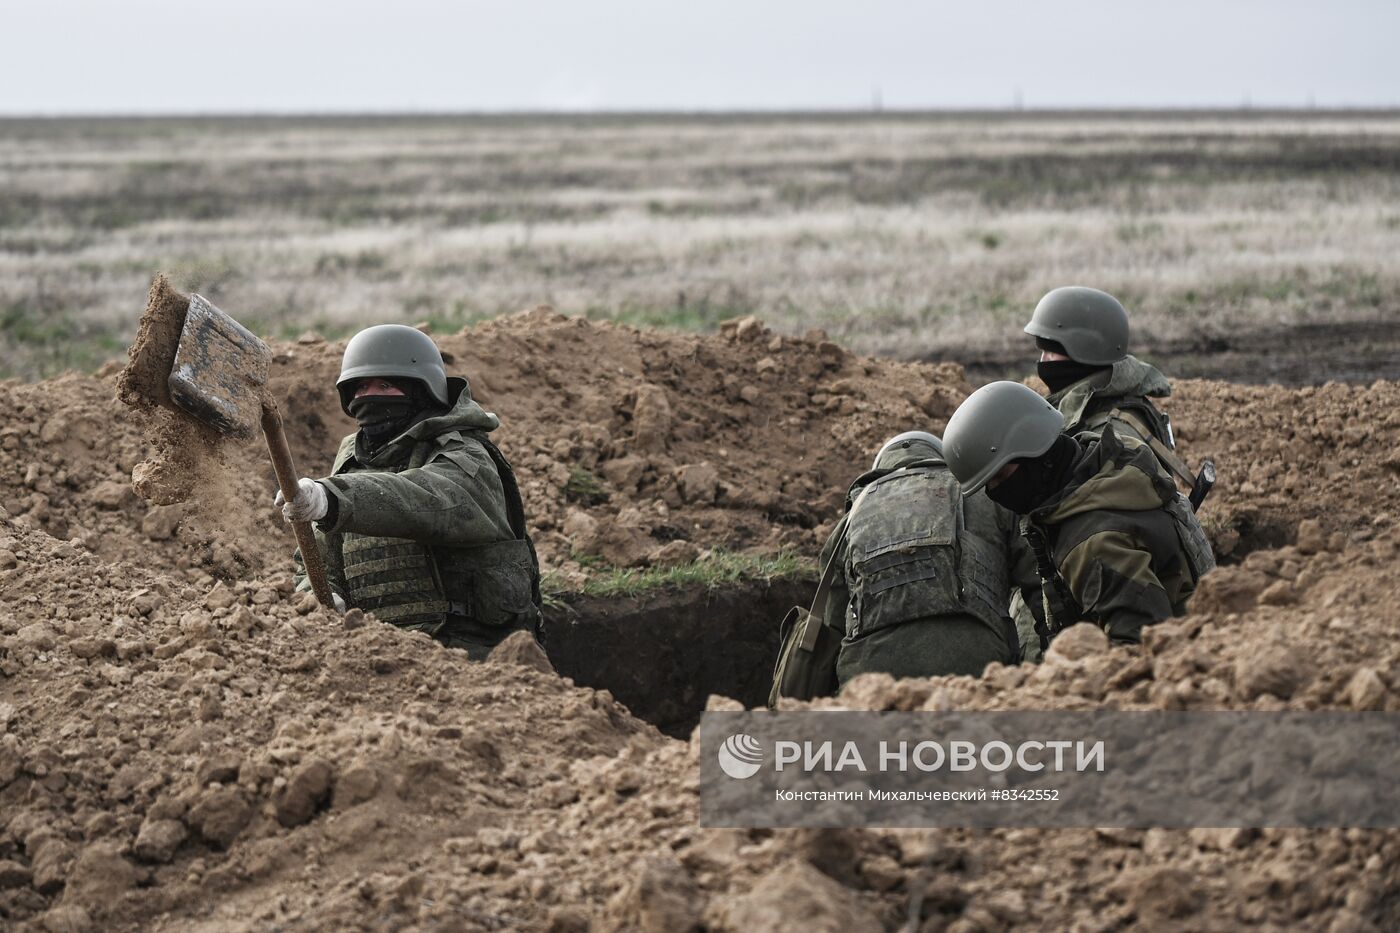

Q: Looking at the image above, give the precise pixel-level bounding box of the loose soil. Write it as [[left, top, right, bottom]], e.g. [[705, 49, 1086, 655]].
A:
[[1, 305, 1398, 931]]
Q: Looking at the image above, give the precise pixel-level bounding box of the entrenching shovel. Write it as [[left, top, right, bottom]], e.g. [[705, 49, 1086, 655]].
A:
[[154, 293, 336, 608]]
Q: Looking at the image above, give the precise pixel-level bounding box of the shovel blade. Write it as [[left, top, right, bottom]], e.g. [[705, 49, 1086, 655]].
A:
[[167, 293, 272, 439]]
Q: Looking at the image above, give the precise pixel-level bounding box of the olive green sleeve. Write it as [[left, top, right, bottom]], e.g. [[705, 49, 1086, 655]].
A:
[[317, 439, 515, 547], [1057, 529, 1174, 643]]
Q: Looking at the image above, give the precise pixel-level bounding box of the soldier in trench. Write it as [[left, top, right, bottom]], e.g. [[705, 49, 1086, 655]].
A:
[[1012, 286, 1208, 659], [275, 324, 541, 659], [816, 431, 1034, 686], [943, 381, 1214, 651]]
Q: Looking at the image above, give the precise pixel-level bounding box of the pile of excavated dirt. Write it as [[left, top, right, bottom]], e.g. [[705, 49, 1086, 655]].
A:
[[0, 307, 971, 585], [3, 302, 1399, 589], [2, 458, 1397, 930], [2, 307, 1399, 930]]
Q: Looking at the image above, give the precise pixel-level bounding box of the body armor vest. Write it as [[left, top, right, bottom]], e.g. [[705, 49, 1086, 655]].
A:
[[339, 435, 540, 638], [843, 462, 1008, 639]]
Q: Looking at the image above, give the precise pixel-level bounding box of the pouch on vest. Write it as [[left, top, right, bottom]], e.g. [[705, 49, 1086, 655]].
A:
[[1165, 493, 1217, 582], [769, 484, 878, 707], [768, 603, 840, 707], [439, 435, 544, 641], [439, 537, 538, 629], [844, 466, 962, 639]]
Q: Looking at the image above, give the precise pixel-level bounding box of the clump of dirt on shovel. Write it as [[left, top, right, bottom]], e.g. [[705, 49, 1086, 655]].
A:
[[117, 274, 234, 506]]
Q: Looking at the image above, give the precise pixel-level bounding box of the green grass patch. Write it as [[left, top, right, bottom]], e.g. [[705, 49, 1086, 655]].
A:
[[965, 229, 1002, 250], [0, 301, 129, 380], [564, 467, 609, 506], [313, 249, 395, 279], [1115, 221, 1164, 243], [413, 300, 499, 335], [545, 549, 814, 601], [1161, 266, 1396, 316]]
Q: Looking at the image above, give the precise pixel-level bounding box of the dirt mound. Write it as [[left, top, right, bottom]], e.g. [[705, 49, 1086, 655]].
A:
[[1161, 379, 1400, 560], [3, 471, 1397, 929], [6, 303, 1395, 588], [2, 311, 1399, 930], [0, 308, 971, 585]]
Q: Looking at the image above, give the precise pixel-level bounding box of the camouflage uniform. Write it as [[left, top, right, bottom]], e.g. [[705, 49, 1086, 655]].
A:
[[818, 449, 1028, 686], [1012, 354, 1179, 658], [1047, 354, 1175, 449], [294, 377, 540, 659], [1020, 425, 1211, 645]]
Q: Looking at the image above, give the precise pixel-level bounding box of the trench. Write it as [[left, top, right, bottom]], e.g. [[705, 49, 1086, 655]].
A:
[[535, 509, 1298, 737], [540, 577, 815, 738]]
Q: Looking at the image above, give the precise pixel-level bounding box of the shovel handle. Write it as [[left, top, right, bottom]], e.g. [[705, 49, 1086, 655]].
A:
[[260, 401, 336, 609]]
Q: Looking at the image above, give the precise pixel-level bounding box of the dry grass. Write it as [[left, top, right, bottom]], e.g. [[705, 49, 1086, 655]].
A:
[[2, 112, 1400, 378]]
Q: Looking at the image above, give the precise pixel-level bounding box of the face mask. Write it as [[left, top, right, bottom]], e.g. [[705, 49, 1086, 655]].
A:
[[348, 395, 420, 445], [1037, 359, 1107, 395], [985, 435, 1080, 514], [986, 460, 1048, 514]]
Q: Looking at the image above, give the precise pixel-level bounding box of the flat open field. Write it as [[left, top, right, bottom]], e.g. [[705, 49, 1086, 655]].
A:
[[3, 111, 1400, 382]]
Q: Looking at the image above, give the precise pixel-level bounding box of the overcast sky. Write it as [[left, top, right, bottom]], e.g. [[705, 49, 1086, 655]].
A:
[[2, 0, 1396, 114]]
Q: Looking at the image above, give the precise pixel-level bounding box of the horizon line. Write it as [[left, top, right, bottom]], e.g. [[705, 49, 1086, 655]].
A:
[[4, 104, 1400, 121]]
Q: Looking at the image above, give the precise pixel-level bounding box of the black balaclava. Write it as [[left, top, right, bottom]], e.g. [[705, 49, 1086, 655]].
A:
[[1035, 337, 1109, 395], [347, 379, 438, 449], [985, 434, 1081, 515]]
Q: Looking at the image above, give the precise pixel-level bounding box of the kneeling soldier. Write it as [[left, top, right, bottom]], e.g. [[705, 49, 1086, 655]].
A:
[[277, 324, 540, 658], [943, 382, 1213, 649], [819, 431, 1026, 686]]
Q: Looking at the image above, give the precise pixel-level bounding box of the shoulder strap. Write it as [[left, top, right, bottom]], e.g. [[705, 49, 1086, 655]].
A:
[[474, 435, 529, 543], [1111, 407, 1198, 489], [800, 484, 875, 651], [476, 435, 541, 608]]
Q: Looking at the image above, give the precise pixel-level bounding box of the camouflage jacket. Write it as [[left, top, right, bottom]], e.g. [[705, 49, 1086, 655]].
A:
[[293, 377, 517, 603], [1023, 425, 1204, 644], [1048, 354, 1173, 448]]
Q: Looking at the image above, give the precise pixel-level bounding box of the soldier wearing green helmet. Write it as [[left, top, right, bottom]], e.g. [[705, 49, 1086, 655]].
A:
[[810, 430, 1030, 686], [275, 324, 541, 658], [943, 382, 1214, 650], [1026, 286, 1175, 449], [1017, 287, 1212, 657], [1026, 285, 1211, 492]]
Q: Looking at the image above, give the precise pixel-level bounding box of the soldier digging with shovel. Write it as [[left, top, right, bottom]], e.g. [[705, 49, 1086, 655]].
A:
[[276, 325, 541, 659]]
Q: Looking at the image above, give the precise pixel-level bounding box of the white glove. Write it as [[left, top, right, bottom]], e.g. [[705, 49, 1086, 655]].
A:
[[332, 593, 346, 613], [274, 478, 328, 523]]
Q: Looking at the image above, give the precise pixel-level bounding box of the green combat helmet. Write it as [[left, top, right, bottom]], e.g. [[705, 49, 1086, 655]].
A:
[[943, 382, 1064, 494], [1024, 286, 1129, 366], [872, 430, 943, 470], [336, 324, 449, 413]]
